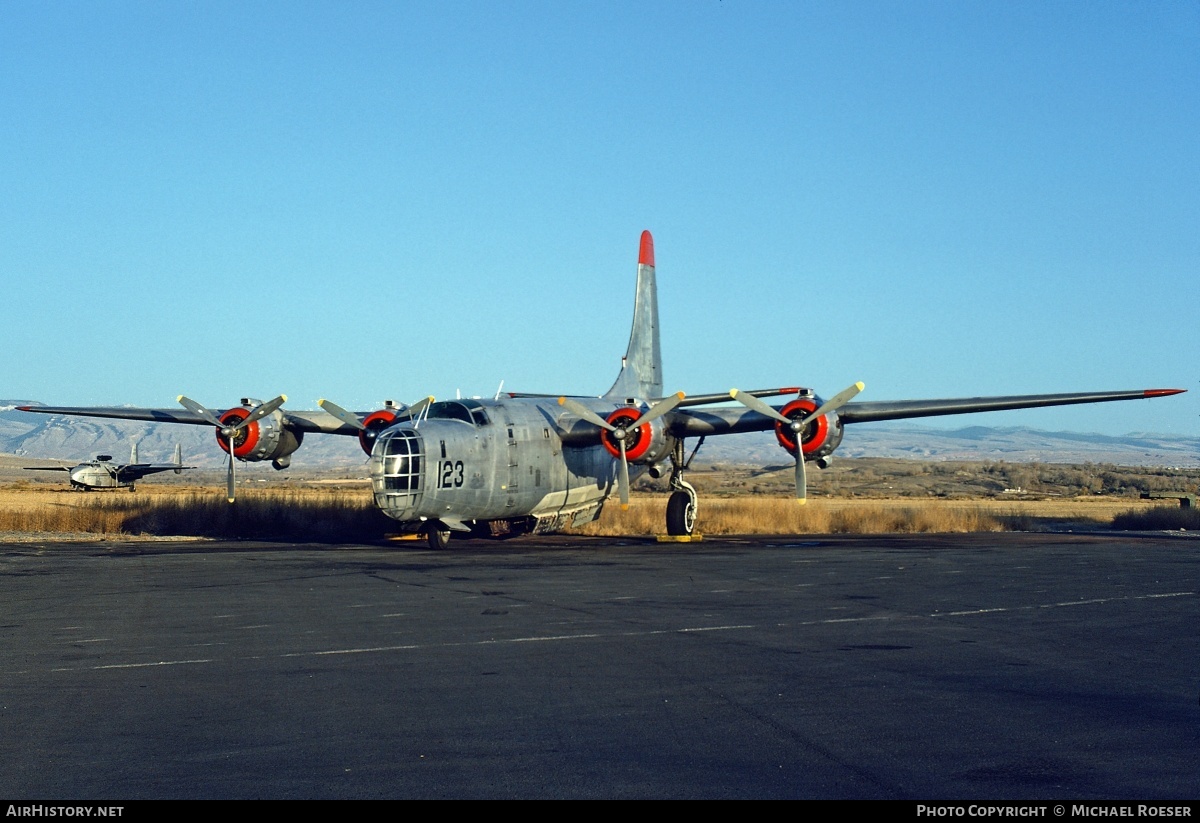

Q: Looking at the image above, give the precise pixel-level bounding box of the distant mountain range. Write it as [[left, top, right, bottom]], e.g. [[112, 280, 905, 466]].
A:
[[2, 400, 1198, 469], [693, 425, 1200, 467]]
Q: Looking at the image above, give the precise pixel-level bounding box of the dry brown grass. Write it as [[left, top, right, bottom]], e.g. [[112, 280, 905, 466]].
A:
[[572, 495, 1172, 536], [0, 485, 389, 541], [0, 484, 1181, 540], [571, 498, 1004, 536]]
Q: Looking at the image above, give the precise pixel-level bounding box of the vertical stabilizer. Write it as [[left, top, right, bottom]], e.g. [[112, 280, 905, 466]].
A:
[[130, 440, 138, 464], [604, 230, 663, 400]]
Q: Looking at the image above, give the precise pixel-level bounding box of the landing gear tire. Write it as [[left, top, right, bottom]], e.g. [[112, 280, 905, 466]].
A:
[[424, 523, 452, 550], [666, 490, 696, 536]]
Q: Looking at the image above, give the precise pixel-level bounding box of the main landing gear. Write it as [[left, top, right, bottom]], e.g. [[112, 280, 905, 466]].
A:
[[664, 437, 702, 537]]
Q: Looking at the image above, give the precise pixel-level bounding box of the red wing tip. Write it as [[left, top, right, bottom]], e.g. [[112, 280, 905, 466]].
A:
[[638, 230, 654, 267], [15, 406, 32, 411], [1143, 388, 1186, 397]]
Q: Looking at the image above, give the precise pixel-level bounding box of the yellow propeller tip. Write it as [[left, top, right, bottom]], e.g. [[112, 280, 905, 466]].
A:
[[855, 381, 865, 390], [620, 504, 630, 511], [796, 499, 808, 506], [280, 394, 288, 402], [557, 397, 567, 405], [675, 391, 686, 400], [176, 395, 185, 402]]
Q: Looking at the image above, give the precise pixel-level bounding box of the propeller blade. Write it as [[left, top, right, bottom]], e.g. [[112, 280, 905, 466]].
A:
[[729, 389, 792, 425], [636, 391, 685, 426], [807, 381, 865, 421], [177, 395, 226, 428], [618, 437, 630, 510], [226, 452, 236, 504], [404, 396, 435, 420], [230, 394, 287, 432], [317, 398, 366, 431], [795, 446, 807, 504], [558, 397, 617, 431]]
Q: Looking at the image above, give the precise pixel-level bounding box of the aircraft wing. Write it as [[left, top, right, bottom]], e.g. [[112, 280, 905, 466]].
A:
[[117, 464, 195, 481], [666, 388, 1184, 437], [16, 406, 361, 436]]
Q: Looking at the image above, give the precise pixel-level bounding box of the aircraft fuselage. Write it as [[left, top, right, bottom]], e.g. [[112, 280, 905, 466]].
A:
[[368, 397, 662, 535], [68, 464, 131, 490]]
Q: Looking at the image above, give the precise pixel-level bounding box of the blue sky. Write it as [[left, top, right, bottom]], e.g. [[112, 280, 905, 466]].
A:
[[2, 1, 1196, 437]]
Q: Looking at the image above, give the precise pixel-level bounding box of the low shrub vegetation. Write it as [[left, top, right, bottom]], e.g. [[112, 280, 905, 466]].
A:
[[1111, 505, 1200, 531]]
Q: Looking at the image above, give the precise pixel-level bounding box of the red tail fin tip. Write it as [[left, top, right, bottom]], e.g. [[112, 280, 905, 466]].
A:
[[639, 230, 654, 267]]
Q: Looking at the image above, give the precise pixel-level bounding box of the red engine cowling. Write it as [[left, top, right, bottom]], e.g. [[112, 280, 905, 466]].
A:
[[358, 409, 399, 456], [599, 407, 670, 465], [773, 397, 844, 461], [215, 405, 303, 467]]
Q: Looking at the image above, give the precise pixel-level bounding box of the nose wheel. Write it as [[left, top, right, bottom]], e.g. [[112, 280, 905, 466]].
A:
[[423, 522, 452, 550]]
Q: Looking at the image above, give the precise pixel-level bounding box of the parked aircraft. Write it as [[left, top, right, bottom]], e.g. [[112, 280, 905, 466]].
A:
[[24, 442, 191, 491], [18, 231, 1184, 546]]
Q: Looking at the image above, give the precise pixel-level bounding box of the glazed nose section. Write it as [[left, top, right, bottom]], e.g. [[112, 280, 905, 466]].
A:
[[369, 427, 426, 519]]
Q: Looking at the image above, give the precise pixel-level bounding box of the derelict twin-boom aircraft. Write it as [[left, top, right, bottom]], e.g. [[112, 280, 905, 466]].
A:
[[19, 232, 1184, 547], [23, 442, 190, 491]]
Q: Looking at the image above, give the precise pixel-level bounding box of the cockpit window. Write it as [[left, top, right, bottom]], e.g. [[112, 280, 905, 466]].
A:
[[426, 399, 490, 427]]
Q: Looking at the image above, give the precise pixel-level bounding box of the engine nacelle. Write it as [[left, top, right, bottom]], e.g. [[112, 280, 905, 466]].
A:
[[773, 397, 844, 462], [600, 406, 672, 466], [358, 409, 400, 456], [216, 403, 303, 467]]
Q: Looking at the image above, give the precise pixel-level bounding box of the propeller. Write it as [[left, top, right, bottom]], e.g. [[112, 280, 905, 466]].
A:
[[177, 395, 287, 503], [317, 397, 434, 431], [730, 382, 864, 503], [558, 392, 684, 509], [318, 396, 435, 456]]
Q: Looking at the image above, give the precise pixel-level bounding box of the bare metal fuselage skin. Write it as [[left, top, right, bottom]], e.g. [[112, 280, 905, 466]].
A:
[[369, 397, 667, 534], [68, 463, 132, 490]]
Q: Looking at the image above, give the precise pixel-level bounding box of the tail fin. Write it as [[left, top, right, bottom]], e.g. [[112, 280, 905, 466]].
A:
[[604, 230, 663, 400], [173, 443, 183, 474], [130, 440, 138, 464]]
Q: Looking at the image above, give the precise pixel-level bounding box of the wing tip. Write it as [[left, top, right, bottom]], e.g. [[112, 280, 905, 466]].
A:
[[638, 230, 654, 267], [1144, 388, 1187, 397]]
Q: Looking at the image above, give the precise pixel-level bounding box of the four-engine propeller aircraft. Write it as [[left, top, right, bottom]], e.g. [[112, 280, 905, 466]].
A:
[[23, 442, 190, 491], [18, 231, 1184, 547]]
